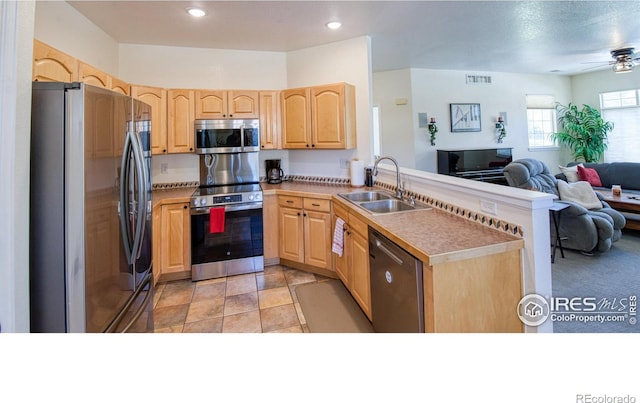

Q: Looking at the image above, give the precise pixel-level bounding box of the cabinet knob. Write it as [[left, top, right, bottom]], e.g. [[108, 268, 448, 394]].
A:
[[297, 212, 301, 216], [183, 205, 187, 209], [163, 149, 167, 153], [311, 144, 315, 148], [189, 148, 193, 151], [306, 144, 310, 148]]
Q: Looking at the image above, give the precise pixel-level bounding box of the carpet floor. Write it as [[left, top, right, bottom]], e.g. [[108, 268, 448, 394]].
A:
[[296, 280, 373, 333], [551, 229, 640, 333]]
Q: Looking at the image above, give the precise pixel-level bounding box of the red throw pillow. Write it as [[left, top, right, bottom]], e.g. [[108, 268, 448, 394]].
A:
[[577, 165, 602, 187]]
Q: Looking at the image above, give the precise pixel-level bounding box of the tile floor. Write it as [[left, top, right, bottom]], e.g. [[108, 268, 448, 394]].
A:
[[152, 265, 331, 333]]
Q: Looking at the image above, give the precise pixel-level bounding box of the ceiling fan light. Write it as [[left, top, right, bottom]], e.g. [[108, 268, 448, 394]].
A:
[[613, 60, 633, 73]]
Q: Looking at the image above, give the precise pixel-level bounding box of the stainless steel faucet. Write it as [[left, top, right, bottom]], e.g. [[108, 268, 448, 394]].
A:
[[373, 156, 404, 199]]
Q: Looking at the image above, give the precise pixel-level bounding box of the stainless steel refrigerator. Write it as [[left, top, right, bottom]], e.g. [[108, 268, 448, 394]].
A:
[[30, 82, 154, 333]]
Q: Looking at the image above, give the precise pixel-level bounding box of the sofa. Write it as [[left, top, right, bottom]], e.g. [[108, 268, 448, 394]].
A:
[[557, 162, 640, 229], [504, 159, 625, 254]]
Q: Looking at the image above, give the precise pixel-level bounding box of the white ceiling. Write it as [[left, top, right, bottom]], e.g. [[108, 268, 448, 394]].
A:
[[67, 0, 640, 76]]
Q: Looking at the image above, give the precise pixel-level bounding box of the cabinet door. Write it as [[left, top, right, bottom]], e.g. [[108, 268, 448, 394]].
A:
[[132, 85, 167, 155], [281, 87, 311, 149], [195, 90, 227, 119], [262, 194, 279, 261], [332, 206, 350, 285], [304, 210, 332, 270], [167, 89, 195, 153], [32, 40, 78, 82], [311, 84, 344, 149], [110, 76, 130, 96], [78, 61, 109, 89], [228, 90, 259, 118], [279, 206, 304, 263], [259, 91, 281, 150], [350, 228, 371, 320], [160, 203, 191, 275]]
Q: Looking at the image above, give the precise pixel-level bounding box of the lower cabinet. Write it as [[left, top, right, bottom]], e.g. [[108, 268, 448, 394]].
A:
[[278, 195, 333, 271], [333, 203, 371, 320], [153, 202, 191, 283]]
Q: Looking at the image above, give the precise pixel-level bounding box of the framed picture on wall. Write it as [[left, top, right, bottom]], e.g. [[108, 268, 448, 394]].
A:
[[450, 103, 481, 132]]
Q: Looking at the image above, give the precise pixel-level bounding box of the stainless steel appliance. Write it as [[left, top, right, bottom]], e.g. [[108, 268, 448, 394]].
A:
[[265, 159, 284, 184], [30, 82, 154, 333], [194, 119, 260, 154], [191, 141, 264, 280], [369, 228, 424, 333]]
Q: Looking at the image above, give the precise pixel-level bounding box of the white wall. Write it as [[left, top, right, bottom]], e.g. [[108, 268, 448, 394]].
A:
[[34, 1, 119, 76], [374, 68, 573, 174], [571, 67, 640, 107], [1, 0, 35, 333], [286, 36, 373, 178]]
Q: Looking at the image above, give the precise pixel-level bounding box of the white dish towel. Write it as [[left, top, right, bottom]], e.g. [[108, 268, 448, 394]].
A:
[[332, 217, 346, 257]]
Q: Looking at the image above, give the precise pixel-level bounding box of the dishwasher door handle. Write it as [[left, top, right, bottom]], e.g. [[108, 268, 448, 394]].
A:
[[375, 239, 404, 265]]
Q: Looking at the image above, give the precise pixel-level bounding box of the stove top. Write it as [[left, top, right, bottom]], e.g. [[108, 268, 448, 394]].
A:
[[191, 183, 262, 208]]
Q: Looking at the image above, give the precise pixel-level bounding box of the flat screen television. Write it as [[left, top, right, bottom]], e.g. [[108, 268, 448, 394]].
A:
[[437, 148, 513, 175]]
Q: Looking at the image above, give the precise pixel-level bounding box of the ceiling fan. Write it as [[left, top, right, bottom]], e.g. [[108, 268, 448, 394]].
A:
[[582, 47, 640, 73]]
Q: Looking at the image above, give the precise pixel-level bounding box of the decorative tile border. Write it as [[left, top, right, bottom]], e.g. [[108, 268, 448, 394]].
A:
[[152, 181, 199, 190], [261, 175, 351, 185], [375, 180, 523, 237]]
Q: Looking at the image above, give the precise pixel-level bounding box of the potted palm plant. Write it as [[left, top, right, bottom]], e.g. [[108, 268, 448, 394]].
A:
[[551, 102, 614, 163]]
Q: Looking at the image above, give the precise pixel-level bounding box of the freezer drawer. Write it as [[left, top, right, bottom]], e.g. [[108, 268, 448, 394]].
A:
[[369, 228, 424, 333]]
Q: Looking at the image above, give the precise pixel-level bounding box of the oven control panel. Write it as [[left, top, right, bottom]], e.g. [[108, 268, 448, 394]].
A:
[[191, 192, 263, 208]]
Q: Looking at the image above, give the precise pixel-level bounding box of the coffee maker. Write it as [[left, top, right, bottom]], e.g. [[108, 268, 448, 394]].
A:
[[265, 159, 284, 184]]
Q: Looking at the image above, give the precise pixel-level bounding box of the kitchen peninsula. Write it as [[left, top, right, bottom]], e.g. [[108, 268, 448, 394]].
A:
[[155, 180, 525, 332]]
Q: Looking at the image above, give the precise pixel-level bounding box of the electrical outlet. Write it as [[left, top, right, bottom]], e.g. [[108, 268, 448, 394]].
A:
[[340, 159, 349, 169], [480, 199, 498, 215], [160, 163, 168, 174]]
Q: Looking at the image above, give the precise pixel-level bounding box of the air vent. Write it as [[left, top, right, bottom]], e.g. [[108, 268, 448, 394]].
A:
[[466, 74, 492, 84]]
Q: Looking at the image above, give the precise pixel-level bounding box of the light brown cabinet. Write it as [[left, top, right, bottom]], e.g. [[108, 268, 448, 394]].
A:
[[259, 91, 281, 150], [332, 203, 371, 319], [131, 85, 168, 155], [262, 194, 280, 264], [195, 90, 259, 119], [278, 196, 333, 271], [32, 39, 78, 82], [281, 83, 356, 150], [167, 89, 195, 153], [156, 202, 191, 281]]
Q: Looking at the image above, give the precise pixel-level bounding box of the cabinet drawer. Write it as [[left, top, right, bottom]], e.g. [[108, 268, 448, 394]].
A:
[[278, 195, 303, 209], [348, 213, 368, 236], [303, 198, 331, 212]]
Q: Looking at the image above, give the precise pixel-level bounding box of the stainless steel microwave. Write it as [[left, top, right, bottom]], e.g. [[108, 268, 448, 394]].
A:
[[194, 119, 260, 154]]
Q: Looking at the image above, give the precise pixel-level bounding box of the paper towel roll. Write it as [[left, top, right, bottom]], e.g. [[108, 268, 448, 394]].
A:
[[350, 159, 365, 187]]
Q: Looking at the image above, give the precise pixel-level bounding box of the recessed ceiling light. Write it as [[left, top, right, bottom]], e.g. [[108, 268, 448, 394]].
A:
[[187, 8, 206, 17], [326, 21, 342, 30]]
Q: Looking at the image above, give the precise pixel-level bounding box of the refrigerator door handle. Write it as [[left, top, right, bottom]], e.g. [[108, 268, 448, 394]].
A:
[[119, 131, 135, 265], [129, 131, 147, 262]]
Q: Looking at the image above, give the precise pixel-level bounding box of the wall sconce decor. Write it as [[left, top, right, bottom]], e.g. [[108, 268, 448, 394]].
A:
[[495, 115, 506, 143], [427, 117, 438, 146]]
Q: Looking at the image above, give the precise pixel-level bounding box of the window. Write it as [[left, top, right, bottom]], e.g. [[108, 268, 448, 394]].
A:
[[526, 95, 557, 149], [372, 105, 381, 159], [600, 89, 640, 163]]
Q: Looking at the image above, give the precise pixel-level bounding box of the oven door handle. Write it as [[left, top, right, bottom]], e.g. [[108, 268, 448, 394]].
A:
[[191, 202, 262, 215]]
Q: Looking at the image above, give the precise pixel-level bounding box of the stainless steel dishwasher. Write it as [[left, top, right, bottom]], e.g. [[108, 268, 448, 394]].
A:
[[369, 228, 425, 332]]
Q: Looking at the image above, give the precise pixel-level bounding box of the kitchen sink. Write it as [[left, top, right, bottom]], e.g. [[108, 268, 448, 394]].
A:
[[360, 199, 422, 214], [338, 190, 429, 214], [339, 190, 393, 202]]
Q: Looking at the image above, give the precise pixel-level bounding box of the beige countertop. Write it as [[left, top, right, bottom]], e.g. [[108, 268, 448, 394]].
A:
[[156, 181, 523, 265]]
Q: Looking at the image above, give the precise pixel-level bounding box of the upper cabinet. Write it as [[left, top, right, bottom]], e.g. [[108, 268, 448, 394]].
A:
[[281, 83, 356, 150], [77, 61, 109, 89], [167, 89, 195, 153], [32, 39, 78, 82], [259, 91, 281, 150], [131, 85, 168, 155], [195, 90, 259, 119]]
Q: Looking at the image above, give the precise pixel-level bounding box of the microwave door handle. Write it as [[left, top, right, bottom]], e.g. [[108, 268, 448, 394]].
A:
[[118, 131, 134, 265]]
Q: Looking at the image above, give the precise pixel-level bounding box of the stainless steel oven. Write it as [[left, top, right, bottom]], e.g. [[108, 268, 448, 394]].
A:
[[190, 149, 264, 281], [194, 119, 260, 154]]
